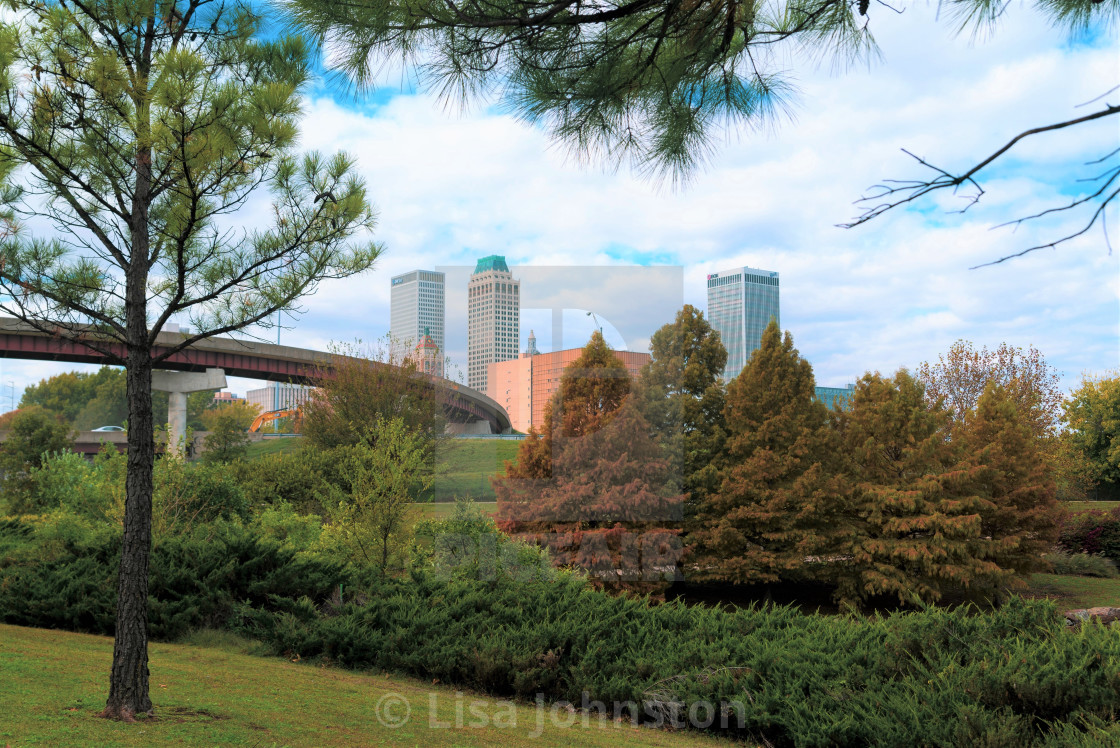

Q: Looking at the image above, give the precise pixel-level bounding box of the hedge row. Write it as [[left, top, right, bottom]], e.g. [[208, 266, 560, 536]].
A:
[[0, 518, 349, 640], [240, 571, 1120, 747], [2, 516, 1117, 746]]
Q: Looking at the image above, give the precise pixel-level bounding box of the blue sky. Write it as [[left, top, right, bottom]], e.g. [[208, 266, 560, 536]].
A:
[[1, 3, 1116, 408]]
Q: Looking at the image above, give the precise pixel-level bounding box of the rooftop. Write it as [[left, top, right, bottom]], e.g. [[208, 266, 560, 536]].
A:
[[473, 255, 510, 275]]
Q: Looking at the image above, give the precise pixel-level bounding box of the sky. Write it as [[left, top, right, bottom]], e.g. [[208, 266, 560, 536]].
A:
[[1, 3, 1117, 410]]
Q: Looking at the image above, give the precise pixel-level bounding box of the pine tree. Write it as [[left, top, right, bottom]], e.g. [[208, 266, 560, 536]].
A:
[[639, 304, 727, 518], [690, 322, 850, 585], [0, 2, 380, 719], [960, 382, 1061, 577], [834, 371, 1004, 605]]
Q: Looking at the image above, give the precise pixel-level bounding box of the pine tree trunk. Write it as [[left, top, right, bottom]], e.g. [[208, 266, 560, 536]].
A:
[[102, 343, 155, 719], [102, 333, 155, 720], [104, 86, 155, 719]]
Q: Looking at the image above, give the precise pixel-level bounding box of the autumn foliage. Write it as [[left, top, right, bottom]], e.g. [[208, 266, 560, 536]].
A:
[[687, 321, 1062, 605], [690, 324, 849, 586], [493, 314, 1065, 605], [494, 331, 684, 590]]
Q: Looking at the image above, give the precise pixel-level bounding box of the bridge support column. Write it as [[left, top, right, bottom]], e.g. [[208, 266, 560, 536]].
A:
[[152, 368, 227, 457]]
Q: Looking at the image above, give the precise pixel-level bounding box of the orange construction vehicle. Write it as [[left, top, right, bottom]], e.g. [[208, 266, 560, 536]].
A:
[[248, 407, 302, 433]]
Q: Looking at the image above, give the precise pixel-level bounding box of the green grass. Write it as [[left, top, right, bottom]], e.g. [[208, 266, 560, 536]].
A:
[[0, 624, 728, 747], [413, 501, 498, 520], [432, 439, 521, 501], [243, 436, 305, 460], [242, 437, 520, 502], [1020, 573, 1120, 609], [1063, 500, 1120, 515]]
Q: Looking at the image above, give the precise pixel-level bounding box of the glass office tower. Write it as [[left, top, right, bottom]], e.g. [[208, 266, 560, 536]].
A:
[[706, 266, 780, 382], [390, 269, 446, 377]]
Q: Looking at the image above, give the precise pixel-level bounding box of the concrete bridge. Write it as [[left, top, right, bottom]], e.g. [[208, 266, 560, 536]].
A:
[[0, 318, 511, 440]]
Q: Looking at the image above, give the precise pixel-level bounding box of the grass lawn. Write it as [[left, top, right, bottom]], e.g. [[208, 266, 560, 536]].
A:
[[242, 437, 520, 502], [1062, 501, 1120, 515], [0, 624, 728, 748], [432, 439, 521, 501], [1020, 574, 1120, 609], [243, 436, 305, 460], [412, 501, 499, 520]]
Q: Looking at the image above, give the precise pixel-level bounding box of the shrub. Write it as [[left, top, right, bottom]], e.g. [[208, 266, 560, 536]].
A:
[[1044, 551, 1119, 578], [0, 516, 351, 641], [1058, 507, 1120, 565], [24, 447, 125, 521], [239, 573, 1120, 746], [249, 502, 324, 552], [229, 445, 343, 514], [413, 498, 557, 583], [153, 459, 249, 537]]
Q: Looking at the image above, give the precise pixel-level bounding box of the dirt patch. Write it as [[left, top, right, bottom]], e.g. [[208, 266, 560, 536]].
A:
[[157, 706, 229, 723]]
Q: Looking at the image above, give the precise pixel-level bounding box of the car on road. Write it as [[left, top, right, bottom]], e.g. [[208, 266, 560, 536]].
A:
[[91, 425, 125, 432]]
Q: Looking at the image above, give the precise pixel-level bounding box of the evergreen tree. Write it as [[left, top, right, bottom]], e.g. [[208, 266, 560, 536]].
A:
[[0, 2, 380, 719], [961, 383, 1061, 577], [833, 371, 1003, 605], [690, 322, 849, 585], [284, 0, 1115, 187], [640, 304, 727, 517]]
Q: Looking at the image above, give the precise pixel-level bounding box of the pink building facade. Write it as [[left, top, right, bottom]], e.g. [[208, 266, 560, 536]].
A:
[[487, 346, 651, 434]]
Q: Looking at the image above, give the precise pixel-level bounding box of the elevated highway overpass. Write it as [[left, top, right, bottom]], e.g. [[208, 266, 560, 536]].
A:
[[0, 318, 511, 433]]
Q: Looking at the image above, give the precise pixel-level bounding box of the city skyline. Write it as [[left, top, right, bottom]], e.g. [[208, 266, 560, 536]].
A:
[[0, 5, 1111, 409]]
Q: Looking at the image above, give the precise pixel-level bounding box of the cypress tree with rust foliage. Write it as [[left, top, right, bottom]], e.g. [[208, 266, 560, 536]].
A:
[[832, 371, 1005, 605], [639, 304, 727, 518], [495, 332, 683, 589], [690, 322, 850, 585], [960, 382, 1061, 578]]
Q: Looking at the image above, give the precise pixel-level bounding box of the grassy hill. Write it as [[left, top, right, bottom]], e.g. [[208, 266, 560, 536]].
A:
[[0, 624, 725, 747], [243, 436, 522, 502], [432, 438, 522, 501], [243, 436, 304, 460]]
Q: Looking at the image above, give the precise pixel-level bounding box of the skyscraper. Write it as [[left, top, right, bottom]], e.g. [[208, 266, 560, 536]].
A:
[[706, 266, 780, 382], [468, 255, 520, 392], [390, 269, 445, 375]]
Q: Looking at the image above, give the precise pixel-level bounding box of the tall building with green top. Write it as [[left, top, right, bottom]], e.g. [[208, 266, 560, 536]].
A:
[[468, 255, 520, 392], [706, 266, 780, 382]]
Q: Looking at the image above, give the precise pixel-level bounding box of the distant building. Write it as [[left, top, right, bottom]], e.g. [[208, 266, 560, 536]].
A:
[[211, 391, 243, 405], [487, 345, 651, 434], [411, 328, 444, 378], [245, 382, 315, 413], [706, 266, 780, 382], [468, 255, 520, 392], [390, 269, 445, 371], [815, 384, 856, 411], [523, 329, 541, 358]]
